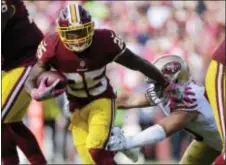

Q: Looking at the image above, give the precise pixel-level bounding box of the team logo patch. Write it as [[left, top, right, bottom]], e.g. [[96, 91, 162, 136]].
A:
[[80, 60, 86, 67], [77, 60, 88, 71], [162, 61, 181, 75]]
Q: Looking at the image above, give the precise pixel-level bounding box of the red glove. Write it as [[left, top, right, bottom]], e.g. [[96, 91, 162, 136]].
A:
[[31, 77, 65, 101]]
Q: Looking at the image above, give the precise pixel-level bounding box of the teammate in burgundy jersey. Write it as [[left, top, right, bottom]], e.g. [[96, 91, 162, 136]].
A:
[[205, 39, 226, 164], [2, 0, 43, 71], [25, 3, 172, 165], [1, 0, 46, 164]]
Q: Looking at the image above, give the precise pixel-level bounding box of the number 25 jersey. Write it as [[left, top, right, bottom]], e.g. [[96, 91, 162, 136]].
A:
[[37, 29, 126, 111]]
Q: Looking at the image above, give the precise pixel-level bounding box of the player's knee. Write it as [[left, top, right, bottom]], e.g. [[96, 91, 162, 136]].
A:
[[86, 129, 109, 149], [86, 128, 116, 165], [86, 124, 111, 147], [89, 148, 116, 165], [75, 145, 95, 164], [86, 136, 106, 149]]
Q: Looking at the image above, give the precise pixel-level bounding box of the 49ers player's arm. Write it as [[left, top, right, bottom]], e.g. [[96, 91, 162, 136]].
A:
[[115, 48, 167, 87], [116, 92, 152, 109], [1, 0, 15, 32], [109, 110, 198, 151]]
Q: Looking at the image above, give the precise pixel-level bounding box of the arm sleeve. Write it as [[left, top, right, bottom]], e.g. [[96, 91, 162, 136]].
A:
[[104, 30, 126, 62], [115, 48, 167, 86], [126, 124, 166, 149], [36, 34, 58, 64]]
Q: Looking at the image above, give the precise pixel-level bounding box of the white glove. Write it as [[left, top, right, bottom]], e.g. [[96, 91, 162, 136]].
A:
[[106, 127, 138, 162], [106, 127, 127, 151]]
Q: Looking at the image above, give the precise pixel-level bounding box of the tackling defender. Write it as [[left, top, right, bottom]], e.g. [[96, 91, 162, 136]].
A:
[[25, 3, 172, 165], [1, 0, 47, 164], [107, 55, 222, 164], [205, 39, 226, 164]]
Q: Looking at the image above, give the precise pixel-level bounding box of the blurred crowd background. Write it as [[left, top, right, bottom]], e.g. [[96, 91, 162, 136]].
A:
[[20, 1, 225, 164]]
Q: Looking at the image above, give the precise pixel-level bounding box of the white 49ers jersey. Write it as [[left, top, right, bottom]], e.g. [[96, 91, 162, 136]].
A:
[[160, 82, 222, 152]]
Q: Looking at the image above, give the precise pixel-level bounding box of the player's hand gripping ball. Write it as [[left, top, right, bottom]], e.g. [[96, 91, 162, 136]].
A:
[[36, 71, 67, 89], [32, 71, 67, 101]]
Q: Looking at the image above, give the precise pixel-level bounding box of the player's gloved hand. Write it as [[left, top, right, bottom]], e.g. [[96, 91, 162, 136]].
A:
[[145, 76, 173, 105], [106, 127, 139, 162], [106, 127, 127, 151], [149, 76, 175, 97], [31, 78, 65, 101], [168, 85, 197, 110], [161, 76, 181, 95]]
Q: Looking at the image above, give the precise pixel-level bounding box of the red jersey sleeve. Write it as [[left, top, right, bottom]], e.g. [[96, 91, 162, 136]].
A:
[[102, 29, 126, 62], [36, 33, 58, 64], [212, 39, 225, 65]]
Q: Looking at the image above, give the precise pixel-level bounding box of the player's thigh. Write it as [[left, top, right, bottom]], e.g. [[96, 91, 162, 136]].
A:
[[69, 111, 96, 164], [180, 140, 220, 164], [69, 111, 89, 146], [205, 60, 226, 144], [2, 66, 32, 123], [85, 98, 116, 149]]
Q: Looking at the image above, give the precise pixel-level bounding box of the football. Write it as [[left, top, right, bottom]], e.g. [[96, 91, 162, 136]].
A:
[[36, 71, 68, 89]]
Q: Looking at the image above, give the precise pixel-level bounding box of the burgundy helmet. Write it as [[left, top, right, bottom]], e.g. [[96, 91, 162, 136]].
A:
[[56, 3, 95, 52]]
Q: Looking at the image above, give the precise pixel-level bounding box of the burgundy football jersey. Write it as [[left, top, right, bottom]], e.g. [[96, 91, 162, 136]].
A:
[[2, 0, 43, 71], [37, 29, 126, 111], [212, 39, 225, 65]]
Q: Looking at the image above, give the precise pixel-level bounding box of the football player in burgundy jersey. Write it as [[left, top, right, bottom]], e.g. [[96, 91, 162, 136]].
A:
[[107, 55, 222, 164], [205, 39, 226, 164], [25, 3, 172, 165], [1, 0, 47, 164]]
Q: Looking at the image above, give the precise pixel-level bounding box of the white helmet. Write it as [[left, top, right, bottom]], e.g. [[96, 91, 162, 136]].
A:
[[145, 55, 190, 106], [152, 55, 190, 85]]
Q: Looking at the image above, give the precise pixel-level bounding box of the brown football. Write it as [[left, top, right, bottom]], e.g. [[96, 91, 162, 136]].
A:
[[36, 71, 67, 89]]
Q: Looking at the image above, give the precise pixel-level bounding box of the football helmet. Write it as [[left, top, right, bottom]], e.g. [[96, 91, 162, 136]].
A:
[[145, 55, 190, 106], [152, 55, 190, 85], [56, 3, 95, 52]]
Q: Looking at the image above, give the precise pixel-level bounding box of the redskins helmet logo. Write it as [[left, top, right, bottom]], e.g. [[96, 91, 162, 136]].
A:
[[162, 61, 181, 75]]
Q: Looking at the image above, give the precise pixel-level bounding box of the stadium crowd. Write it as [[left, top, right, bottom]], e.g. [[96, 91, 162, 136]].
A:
[[22, 1, 225, 164]]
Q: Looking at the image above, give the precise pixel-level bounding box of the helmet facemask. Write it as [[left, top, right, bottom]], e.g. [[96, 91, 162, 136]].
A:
[[57, 21, 94, 52]]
